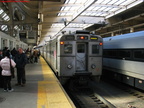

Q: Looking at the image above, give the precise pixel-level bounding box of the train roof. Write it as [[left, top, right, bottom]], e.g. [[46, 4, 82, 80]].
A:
[[103, 31, 144, 49], [103, 31, 144, 41]]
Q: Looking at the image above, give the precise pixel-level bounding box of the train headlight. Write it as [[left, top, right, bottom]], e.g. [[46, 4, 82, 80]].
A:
[[91, 64, 96, 69], [67, 65, 72, 69]]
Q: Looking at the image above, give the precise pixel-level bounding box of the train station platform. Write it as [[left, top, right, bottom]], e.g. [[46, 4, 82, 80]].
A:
[[0, 57, 76, 108]]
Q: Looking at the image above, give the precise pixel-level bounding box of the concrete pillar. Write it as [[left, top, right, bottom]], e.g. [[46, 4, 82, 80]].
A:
[[111, 32, 114, 36], [130, 27, 134, 33]]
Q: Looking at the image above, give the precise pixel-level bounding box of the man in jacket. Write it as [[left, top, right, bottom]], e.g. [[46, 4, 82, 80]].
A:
[[14, 48, 27, 87]]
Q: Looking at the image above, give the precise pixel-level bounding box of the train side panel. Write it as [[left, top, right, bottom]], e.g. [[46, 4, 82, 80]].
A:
[[103, 58, 144, 79], [88, 42, 102, 76], [57, 39, 76, 77], [43, 45, 47, 60], [0, 31, 28, 50], [103, 31, 144, 90]]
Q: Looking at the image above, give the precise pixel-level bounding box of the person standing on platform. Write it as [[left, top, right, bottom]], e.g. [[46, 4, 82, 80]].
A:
[[11, 48, 18, 60], [0, 50, 4, 88], [2, 47, 8, 57], [14, 48, 27, 87], [33, 49, 38, 63], [0, 50, 3, 59], [0, 50, 16, 92]]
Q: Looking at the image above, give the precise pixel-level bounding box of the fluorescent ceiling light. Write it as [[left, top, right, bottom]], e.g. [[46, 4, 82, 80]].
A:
[[68, 23, 93, 28], [108, 0, 117, 4], [87, 7, 94, 11], [64, 7, 71, 11], [0, 9, 4, 14], [2, 13, 7, 18], [70, 7, 78, 11], [1, 25, 7, 31], [127, 0, 143, 9], [115, 0, 126, 5], [102, 0, 111, 4], [98, 7, 106, 11], [96, 0, 104, 3], [93, 7, 100, 11], [108, 7, 118, 12], [68, 0, 76, 4], [51, 24, 65, 28], [4, 16, 10, 21]]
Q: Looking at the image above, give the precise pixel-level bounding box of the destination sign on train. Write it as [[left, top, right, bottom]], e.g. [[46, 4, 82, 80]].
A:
[[90, 36, 98, 40]]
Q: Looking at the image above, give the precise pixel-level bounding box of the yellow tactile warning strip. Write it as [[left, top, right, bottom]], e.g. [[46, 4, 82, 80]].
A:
[[37, 57, 76, 108]]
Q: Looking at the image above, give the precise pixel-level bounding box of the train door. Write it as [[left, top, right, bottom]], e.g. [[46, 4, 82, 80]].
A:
[[76, 43, 87, 72], [1, 38, 7, 49], [9, 40, 13, 50]]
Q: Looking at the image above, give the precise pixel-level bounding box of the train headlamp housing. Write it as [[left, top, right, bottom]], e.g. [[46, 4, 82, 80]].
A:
[[67, 65, 72, 69], [99, 42, 103, 45], [60, 41, 64, 45], [91, 64, 96, 69], [80, 36, 84, 39]]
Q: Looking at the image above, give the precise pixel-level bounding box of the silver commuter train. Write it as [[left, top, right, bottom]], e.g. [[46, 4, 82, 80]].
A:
[[41, 30, 103, 85], [103, 31, 144, 90], [0, 31, 28, 50]]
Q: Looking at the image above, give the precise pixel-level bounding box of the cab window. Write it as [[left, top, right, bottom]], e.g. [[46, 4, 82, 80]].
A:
[[92, 45, 99, 54], [77, 44, 85, 53], [64, 44, 72, 54]]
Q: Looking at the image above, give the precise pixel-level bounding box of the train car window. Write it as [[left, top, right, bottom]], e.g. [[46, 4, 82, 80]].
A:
[[103, 49, 131, 59], [64, 44, 72, 54], [134, 50, 144, 59], [77, 44, 85, 53], [110, 50, 117, 57], [118, 50, 131, 58], [92, 45, 99, 54], [103, 50, 107, 57], [103, 50, 117, 57]]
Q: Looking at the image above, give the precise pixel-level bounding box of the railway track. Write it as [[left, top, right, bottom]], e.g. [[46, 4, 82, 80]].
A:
[[64, 82, 116, 108], [64, 78, 144, 108], [89, 79, 144, 108]]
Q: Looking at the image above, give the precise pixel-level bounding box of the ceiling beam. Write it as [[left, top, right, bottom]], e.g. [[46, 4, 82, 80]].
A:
[[99, 22, 144, 36], [42, 3, 124, 9], [43, 10, 110, 15]]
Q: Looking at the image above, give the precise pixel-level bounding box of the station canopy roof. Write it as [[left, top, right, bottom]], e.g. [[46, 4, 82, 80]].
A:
[[0, 0, 144, 46]]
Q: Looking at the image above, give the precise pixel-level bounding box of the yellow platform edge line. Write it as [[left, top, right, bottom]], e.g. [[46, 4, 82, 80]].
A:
[[37, 57, 76, 108]]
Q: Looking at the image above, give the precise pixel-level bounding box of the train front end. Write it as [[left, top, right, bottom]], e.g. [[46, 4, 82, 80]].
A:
[[57, 31, 103, 84]]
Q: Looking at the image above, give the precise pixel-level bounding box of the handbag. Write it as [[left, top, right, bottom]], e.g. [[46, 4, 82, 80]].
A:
[[10, 59, 15, 78]]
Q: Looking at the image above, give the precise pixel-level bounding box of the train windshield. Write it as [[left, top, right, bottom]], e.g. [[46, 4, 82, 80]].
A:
[[64, 44, 72, 54], [77, 44, 85, 53], [92, 45, 99, 54]]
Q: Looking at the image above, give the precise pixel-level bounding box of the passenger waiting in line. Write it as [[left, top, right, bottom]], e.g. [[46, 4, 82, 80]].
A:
[[0, 50, 16, 92], [14, 48, 27, 87]]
